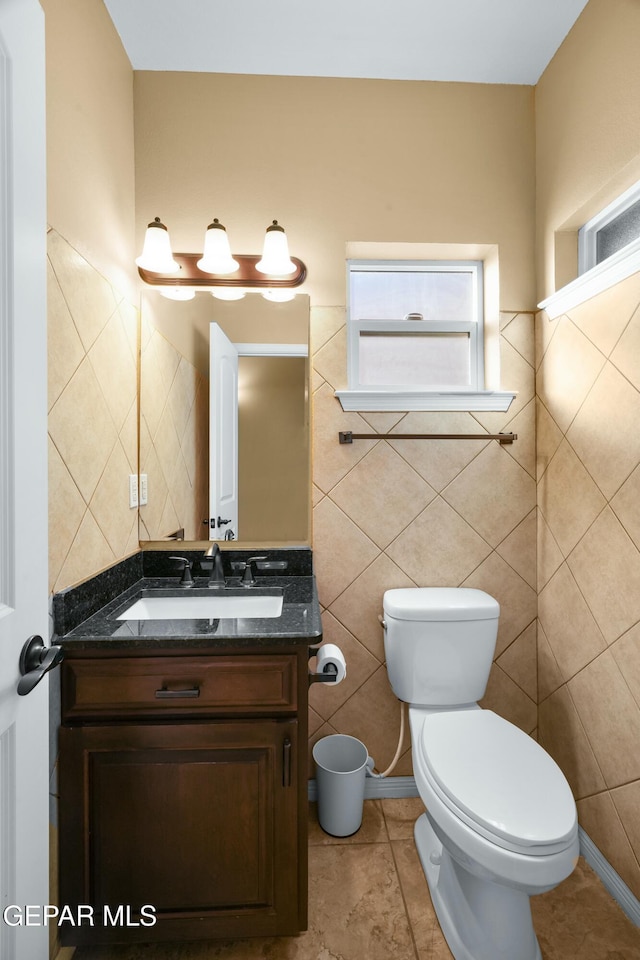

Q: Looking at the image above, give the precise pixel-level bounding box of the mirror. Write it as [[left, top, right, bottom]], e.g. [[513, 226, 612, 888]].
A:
[[139, 290, 310, 546]]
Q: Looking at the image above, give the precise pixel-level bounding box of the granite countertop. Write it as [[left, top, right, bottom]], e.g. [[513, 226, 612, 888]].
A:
[[53, 550, 323, 652]]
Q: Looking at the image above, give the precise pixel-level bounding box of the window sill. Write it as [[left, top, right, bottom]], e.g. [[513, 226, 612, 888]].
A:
[[538, 237, 640, 320], [335, 390, 516, 412]]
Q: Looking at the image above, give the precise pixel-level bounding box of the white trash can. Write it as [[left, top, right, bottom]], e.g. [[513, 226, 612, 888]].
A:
[[313, 734, 368, 837]]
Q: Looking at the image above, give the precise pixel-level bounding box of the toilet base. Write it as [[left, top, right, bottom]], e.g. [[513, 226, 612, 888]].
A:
[[414, 813, 542, 960]]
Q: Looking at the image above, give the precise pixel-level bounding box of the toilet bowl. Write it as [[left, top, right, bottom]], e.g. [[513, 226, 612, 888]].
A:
[[383, 587, 579, 960]]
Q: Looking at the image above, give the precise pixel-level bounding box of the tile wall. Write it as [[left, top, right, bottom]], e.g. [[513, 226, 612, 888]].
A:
[[47, 229, 139, 593], [139, 315, 209, 541], [536, 273, 640, 899], [309, 307, 537, 775]]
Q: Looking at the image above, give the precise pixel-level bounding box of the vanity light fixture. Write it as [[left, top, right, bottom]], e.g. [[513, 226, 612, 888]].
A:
[[197, 218, 239, 275], [255, 220, 296, 275], [136, 217, 179, 273], [136, 215, 306, 293]]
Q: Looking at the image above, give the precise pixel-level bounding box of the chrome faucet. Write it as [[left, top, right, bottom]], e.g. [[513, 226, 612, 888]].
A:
[[202, 544, 226, 589]]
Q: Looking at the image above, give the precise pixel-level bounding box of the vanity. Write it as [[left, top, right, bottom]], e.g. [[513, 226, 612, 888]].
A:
[[53, 549, 322, 946]]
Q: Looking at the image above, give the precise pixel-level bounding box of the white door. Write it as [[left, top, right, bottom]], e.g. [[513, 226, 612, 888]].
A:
[[209, 322, 239, 540], [0, 2, 49, 959]]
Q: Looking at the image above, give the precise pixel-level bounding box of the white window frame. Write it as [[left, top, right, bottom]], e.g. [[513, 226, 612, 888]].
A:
[[336, 259, 514, 412], [540, 179, 640, 321], [578, 179, 640, 275], [347, 259, 484, 392]]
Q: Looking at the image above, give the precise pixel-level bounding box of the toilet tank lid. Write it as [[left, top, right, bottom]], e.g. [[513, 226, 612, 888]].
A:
[[383, 588, 499, 621]]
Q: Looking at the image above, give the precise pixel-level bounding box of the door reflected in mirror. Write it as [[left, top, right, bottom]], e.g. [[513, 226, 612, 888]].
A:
[[139, 290, 310, 546]]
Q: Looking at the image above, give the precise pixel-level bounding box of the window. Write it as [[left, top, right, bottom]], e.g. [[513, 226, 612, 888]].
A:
[[579, 179, 640, 274], [347, 259, 484, 391], [540, 179, 640, 321]]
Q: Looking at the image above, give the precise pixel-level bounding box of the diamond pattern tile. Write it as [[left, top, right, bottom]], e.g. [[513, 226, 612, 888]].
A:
[[463, 552, 537, 657], [47, 229, 118, 352], [330, 442, 436, 549], [49, 357, 118, 503], [442, 442, 535, 548], [329, 553, 415, 662], [312, 497, 380, 606], [48, 230, 139, 591], [312, 325, 348, 390], [309, 612, 379, 721], [536, 319, 605, 433], [388, 411, 490, 492], [387, 497, 492, 586], [501, 311, 535, 365], [312, 383, 378, 494], [538, 563, 607, 680], [567, 361, 640, 500], [496, 508, 537, 589], [567, 507, 640, 644], [536, 275, 640, 895], [567, 270, 640, 358], [538, 439, 606, 557]]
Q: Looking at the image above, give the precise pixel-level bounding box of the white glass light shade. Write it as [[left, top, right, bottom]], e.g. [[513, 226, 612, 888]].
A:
[[262, 289, 296, 302], [211, 289, 246, 301], [197, 219, 239, 275], [159, 287, 196, 301], [255, 220, 296, 275], [135, 217, 179, 272]]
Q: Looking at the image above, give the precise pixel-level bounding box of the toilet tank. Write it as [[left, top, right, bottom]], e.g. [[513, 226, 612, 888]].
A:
[[383, 588, 499, 706]]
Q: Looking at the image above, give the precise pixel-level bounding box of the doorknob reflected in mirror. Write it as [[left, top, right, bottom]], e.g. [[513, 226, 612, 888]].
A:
[[18, 635, 64, 696]]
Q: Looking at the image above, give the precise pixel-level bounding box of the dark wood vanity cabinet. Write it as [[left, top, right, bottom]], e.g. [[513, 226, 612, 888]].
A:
[[58, 645, 310, 946]]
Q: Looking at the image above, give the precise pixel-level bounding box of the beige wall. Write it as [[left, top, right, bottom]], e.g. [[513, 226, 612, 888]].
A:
[[535, 0, 640, 898], [134, 72, 536, 310], [43, 0, 139, 592], [535, 0, 640, 300], [42, 0, 136, 302]]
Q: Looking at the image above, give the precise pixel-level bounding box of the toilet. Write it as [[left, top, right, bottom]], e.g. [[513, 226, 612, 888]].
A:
[[383, 587, 579, 960]]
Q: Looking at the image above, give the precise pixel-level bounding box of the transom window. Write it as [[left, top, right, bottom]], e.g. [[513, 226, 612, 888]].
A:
[[578, 179, 640, 274], [347, 260, 484, 392]]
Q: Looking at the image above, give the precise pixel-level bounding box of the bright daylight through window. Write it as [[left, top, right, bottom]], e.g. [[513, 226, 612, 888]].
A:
[[347, 259, 484, 391]]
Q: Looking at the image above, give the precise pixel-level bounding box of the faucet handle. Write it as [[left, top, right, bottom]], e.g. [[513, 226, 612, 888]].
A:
[[241, 556, 268, 586], [170, 556, 194, 586]]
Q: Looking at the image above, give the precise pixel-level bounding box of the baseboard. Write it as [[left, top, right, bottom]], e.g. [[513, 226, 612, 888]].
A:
[[579, 826, 640, 927], [308, 776, 640, 927], [307, 774, 419, 802]]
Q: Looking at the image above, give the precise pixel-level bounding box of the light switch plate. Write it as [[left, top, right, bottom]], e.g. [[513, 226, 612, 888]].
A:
[[128, 474, 138, 508], [139, 473, 148, 505]]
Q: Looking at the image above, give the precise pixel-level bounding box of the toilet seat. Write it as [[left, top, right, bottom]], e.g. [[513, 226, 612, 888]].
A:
[[418, 710, 576, 854]]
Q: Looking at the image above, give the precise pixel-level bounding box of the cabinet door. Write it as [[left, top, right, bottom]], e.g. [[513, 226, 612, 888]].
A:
[[59, 719, 300, 944]]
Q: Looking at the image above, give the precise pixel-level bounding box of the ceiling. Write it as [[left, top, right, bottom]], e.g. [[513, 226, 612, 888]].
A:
[[103, 0, 589, 86]]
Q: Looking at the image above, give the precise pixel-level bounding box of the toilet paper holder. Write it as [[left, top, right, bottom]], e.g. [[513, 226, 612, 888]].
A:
[[308, 645, 338, 685]]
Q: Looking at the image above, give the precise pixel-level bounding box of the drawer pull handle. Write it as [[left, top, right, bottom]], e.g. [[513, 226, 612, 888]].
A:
[[155, 686, 201, 699]]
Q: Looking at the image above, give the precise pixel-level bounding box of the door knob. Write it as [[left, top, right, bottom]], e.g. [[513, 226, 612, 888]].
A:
[[18, 635, 64, 696]]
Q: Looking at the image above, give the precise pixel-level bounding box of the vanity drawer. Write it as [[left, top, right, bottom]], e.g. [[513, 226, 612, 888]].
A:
[[62, 654, 297, 720]]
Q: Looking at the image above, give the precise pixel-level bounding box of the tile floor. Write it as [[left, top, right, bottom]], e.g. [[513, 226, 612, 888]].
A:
[[73, 799, 640, 959]]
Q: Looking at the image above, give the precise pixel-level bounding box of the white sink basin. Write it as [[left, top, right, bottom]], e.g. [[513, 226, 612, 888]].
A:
[[117, 592, 283, 621]]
